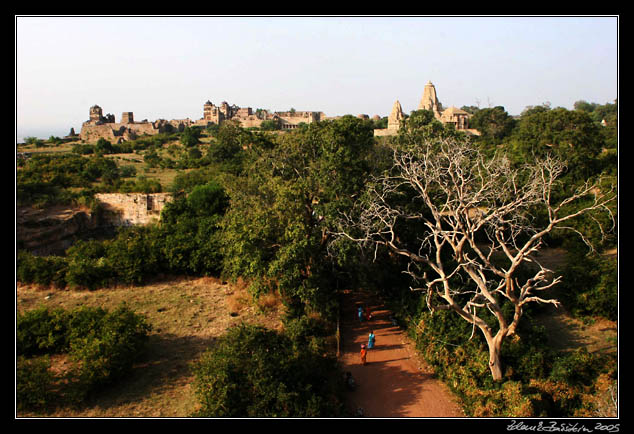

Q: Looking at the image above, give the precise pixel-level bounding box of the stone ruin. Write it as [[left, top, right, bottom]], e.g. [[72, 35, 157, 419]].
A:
[[374, 81, 480, 136], [94, 192, 173, 226], [200, 100, 326, 130], [79, 104, 196, 143], [78, 100, 330, 143], [78, 82, 478, 143], [17, 193, 174, 255]]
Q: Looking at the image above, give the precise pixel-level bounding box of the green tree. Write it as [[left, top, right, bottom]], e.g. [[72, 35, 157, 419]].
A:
[[220, 116, 377, 314], [105, 226, 163, 284], [574, 99, 618, 150], [180, 126, 201, 147], [470, 106, 516, 144], [95, 138, 115, 155], [573, 100, 599, 113], [511, 107, 604, 182], [260, 119, 281, 131], [160, 181, 228, 275], [24, 136, 43, 146], [206, 121, 248, 173]]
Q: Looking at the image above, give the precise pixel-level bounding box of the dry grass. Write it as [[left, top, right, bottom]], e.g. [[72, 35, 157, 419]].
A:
[[528, 248, 618, 356], [16, 276, 284, 418]]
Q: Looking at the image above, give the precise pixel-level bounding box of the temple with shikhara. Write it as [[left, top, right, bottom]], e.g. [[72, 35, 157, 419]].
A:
[[374, 81, 480, 136]]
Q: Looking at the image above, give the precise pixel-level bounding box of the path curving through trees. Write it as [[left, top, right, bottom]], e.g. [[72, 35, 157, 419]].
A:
[[338, 289, 465, 418]]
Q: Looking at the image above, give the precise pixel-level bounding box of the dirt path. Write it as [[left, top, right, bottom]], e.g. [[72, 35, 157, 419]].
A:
[[338, 289, 465, 418]]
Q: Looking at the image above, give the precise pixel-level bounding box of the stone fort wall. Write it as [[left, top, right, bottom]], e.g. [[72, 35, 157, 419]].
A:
[[95, 193, 173, 226], [79, 102, 326, 143]]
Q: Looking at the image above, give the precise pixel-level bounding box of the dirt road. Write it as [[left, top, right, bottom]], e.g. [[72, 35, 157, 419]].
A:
[[338, 290, 465, 418]]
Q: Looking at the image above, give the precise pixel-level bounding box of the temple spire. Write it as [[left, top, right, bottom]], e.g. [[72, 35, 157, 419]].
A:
[[418, 81, 442, 116], [387, 100, 404, 130]]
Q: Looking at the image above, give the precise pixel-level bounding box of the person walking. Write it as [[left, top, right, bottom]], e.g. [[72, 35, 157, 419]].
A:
[[367, 330, 375, 349], [358, 306, 364, 323], [360, 344, 367, 365]]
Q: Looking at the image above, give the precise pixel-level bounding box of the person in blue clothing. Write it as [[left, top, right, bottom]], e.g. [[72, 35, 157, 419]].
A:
[[367, 330, 375, 349], [358, 306, 364, 323]]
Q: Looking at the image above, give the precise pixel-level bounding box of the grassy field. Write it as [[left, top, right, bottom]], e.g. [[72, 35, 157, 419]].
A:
[[16, 276, 285, 417], [16, 136, 190, 191]]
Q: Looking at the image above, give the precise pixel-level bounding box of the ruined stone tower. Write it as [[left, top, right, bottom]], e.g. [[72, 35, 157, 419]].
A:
[[121, 112, 134, 124], [89, 105, 105, 123]]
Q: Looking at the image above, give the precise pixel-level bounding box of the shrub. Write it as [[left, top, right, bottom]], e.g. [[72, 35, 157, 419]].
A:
[[17, 307, 71, 356], [16, 355, 54, 411], [16, 305, 151, 410], [105, 226, 163, 284], [16, 251, 68, 288], [159, 181, 227, 275], [550, 348, 604, 386], [69, 306, 151, 391], [191, 323, 345, 417], [559, 254, 617, 321], [64, 240, 114, 289], [283, 314, 331, 354]]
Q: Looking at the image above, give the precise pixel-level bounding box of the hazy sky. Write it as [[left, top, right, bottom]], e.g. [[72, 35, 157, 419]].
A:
[[16, 15, 618, 140]]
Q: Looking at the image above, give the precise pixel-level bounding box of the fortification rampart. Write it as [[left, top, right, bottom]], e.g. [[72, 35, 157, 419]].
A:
[[79, 102, 327, 143]]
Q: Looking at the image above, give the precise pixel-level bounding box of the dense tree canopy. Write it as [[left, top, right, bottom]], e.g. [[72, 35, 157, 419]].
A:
[[219, 116, 378, 315], [470, 106, 516, 144], [510, 107, 605, 183]]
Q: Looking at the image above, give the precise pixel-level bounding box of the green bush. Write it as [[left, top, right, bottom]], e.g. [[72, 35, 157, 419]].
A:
[[550, 348, 603, 386], [105, 226, 163, 284], [191, 323, 344, 417], [17, 251, 68, 287], [558, 254, 617, 321], [16, 305, 151, 410], [159, 181, 228, 275], [282, 315, 331, 354], [69, 306, 151, 390], [64, 239, 115, 289], [17, 306, 71, 356], [17, 190, 228, 288], [16, 355, 55, 411]]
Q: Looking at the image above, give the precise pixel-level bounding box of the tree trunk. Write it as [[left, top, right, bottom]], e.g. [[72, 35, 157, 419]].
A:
[[486, 334, 504, 381]]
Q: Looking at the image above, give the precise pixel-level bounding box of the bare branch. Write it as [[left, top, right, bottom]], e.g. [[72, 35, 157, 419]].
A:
[[332, 135, 616, 380]]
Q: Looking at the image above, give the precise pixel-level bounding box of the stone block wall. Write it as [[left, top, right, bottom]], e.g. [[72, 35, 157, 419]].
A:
[[95, 193, 173, 226]]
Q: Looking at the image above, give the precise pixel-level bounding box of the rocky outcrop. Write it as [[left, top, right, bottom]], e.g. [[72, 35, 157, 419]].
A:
[[17, 206, 102, 255], [17, 193, 173, 255]]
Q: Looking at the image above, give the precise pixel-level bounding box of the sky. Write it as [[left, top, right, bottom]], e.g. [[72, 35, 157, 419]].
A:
[[15, 15, 619, 141]]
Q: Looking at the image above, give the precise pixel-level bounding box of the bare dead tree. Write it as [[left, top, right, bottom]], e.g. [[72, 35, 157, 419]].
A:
[[335, 137, 616, 381]]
